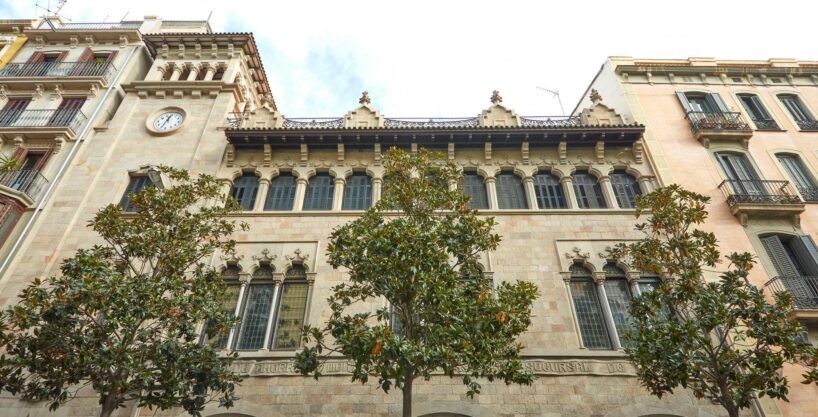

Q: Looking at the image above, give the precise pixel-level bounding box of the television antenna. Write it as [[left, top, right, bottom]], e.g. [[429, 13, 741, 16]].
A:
[[35, 0, 71, 24], [536, 86, 565, 116]]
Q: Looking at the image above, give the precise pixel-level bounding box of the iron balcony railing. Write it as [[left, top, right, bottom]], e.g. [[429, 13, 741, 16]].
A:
[[0, 109, 87, 133], [795, 119, 818, 131], [685, 111, 751, 134], [795, 185, 818, 202], [719, 179, 803, 207], [0, 61, 117, 80], [749, 118, 780, 131], [765, 276, 818, 310], [38, 22, 141, 30], [0, 169, 48, 202]]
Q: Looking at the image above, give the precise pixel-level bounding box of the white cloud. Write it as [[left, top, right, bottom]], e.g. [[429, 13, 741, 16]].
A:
[[4, 0, 816, 117]]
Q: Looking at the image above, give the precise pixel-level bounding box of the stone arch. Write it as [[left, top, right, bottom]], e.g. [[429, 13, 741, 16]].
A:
[[413, 399, 481, 417], [602, 403, 720, 417]]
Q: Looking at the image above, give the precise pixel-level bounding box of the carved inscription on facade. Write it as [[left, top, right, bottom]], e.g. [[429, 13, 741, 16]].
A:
[[230, 359, 636, 377]]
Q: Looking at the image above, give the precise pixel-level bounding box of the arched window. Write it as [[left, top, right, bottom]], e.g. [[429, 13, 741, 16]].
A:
[[572, 171, 606, 209], [638, 275, 661, 294], [234, 265, 274, 350], [610, 171, 641, 209], [206, 264, 242, 349], [495, 171, 528, 209], [119, 175, 154, 212], [778, 94, 817, 130], [342, 173, 372, 210], [303, 173, 333, 210], [271, 265, 310, 349], [568, 264, 611, 349], [230, 173, 259, 211], [264, 173, 297, 211], [460, 172, 488, 210], [602, 263, 634, 346], [533, 172, 566, 209], [212, 65, 225, 81]]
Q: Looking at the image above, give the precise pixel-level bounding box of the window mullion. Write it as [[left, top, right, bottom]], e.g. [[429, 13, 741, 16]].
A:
[[263, 276, 284, 350], [225, 280, 248, 349], [593, 272, 621, 350]]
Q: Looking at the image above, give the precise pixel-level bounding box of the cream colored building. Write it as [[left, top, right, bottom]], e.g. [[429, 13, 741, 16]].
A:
[[0, 25, 773, 417], [577, 56, 818, 417]]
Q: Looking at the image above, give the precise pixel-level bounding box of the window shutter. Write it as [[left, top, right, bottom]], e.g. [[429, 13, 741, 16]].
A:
[[31, 147, 53, 172], [749, 95, 771, 119], [230, 175, 259, 211], [708, 93, 730, 113], [495, 173, 527, 209], [303, 174, 333, 210], [676, 92, 693, 113], [26, 52, 44, 64], [264, 174, 296, 211], [533, 173, 566, 209], [104, 50, 118, 64], [761, 236, 801, 277], [790, 236, 818, 276], [342, 174, 372, 210], [11, 146, 28, 163], [460, 173, 488, 210]]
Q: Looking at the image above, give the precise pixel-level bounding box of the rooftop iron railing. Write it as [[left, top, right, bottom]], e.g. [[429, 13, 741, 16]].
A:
[[749, 117, 780, 131], [38, 22, 141, 30], [765, 276, 818, 310], [718, 179, 802, 207], [0, 109, 87, 133], [0, 169, 49, 202], [0, 61, 117, 80], [685, 111, 751, 135], [226, 114, 583, 129]]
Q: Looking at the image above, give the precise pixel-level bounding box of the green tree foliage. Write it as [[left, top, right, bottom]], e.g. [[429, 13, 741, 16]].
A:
[[0, 154, 18, 173], [294, 148, 538, 417], [0, 167, 247, 417], [610, 185, 818, 417]]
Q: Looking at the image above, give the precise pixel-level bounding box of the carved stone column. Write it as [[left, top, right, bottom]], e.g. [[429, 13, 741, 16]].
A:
[[219, 179, 233, 202], [560, 176, 577, 209], [485, 176, 498, 210], [626, 271, 642, 297], [332, 177, 346, 211], [598, 175, 618, 209], [637, 176, 654, 194], [593, 271, 621, 350], [186, 64, 199, 81], [523, 176, 537, 209], [203, 63, 216, 81], [226, 272, 251, 349], [371, 177, 383, 204], [254, 178, 270, 211], [293, 177, 308, 212], [169, 64, 183, 81]]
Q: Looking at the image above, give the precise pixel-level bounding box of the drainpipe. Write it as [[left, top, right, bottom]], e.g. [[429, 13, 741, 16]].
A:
[[0, 45, 140, 277]]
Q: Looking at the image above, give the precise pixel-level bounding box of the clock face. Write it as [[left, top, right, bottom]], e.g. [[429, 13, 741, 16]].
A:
[[153, 111, 184, 132]]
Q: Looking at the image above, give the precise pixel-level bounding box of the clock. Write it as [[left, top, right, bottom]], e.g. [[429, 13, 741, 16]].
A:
[[146, 107, 187, 136], [153, 111, 184, 132]]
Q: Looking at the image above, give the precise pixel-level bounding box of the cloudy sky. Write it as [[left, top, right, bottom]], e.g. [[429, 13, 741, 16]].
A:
[[2, 0, 815, 117]]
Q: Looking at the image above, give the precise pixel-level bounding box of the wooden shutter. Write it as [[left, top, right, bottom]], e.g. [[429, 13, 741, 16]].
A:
[[264, 174, 296, 211], [761, 235, 801, 277], [708, 93, 730, 113], [11, 146, 28, 166], [496, 173, 527, 209], [78, 48, 94, 62], [229, 175, 259, 211], [26, 52, 44, 64], [31, 147, 54, 171], [790, 236, 818, 276], [676, 92, 693, 113], [103, 50, 118, 65]]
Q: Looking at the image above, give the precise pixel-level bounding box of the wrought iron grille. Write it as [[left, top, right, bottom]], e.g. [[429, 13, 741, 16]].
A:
[[765, 276, 818, 310], [750, 118, 780, 130], [796, 120, 818, 131], [0, 61, 117, 80], [0, 169, 48, 202], [519, 116, 582, 127], [718, 179, 802, 206], [0, 109, 87, 133], [226, 112, 245, 128], [383, 117, 479, 128], [45, 22, 141, 30], [282, 118, 344, 129], [795, 185, 818, 202], [685, 111, 751, 134]]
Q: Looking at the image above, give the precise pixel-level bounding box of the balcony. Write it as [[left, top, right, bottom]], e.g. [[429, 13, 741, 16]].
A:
[[796, 120, 818, 131], [0, 61, 117, 81], [685, 111, 752, 146], [0, 109, 87, 139], [719, 179, 805, 226], [0, 170, 48, 205], [765, 276, 818, 321]]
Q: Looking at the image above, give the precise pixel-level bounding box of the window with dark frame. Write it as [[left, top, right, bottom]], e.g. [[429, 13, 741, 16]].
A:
[[229, 173, 260, 211], [119, 176, 154, 212], [302, 173, 334, 210], [264, 173, 297, 211], [533, 172, 566, 209], [610, 171, 641, 209], [460, 171, 488, 210], [342, 173, 373, 210], [568, 264, 612, 349], [572, 171, 606, 209], [495, 171, 528, 209]]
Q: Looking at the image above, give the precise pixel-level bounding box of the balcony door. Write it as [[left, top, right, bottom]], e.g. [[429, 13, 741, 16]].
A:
[[48, 98, 85, 127], [0, 99, 31, 126], [761, 234, 818, 308], [716, 152, 762, 197], [8, 147, 51, 192]]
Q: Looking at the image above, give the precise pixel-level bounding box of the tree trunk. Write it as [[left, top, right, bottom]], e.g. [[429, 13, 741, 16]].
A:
[[402, 374, 413, 417], [99, 392, 120, 417]]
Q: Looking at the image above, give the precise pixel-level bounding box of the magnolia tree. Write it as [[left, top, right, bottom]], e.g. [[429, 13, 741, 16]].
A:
[[611, 185, 818, 417], [0, 167, 246, 417], [294, 148, 538, 417]]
